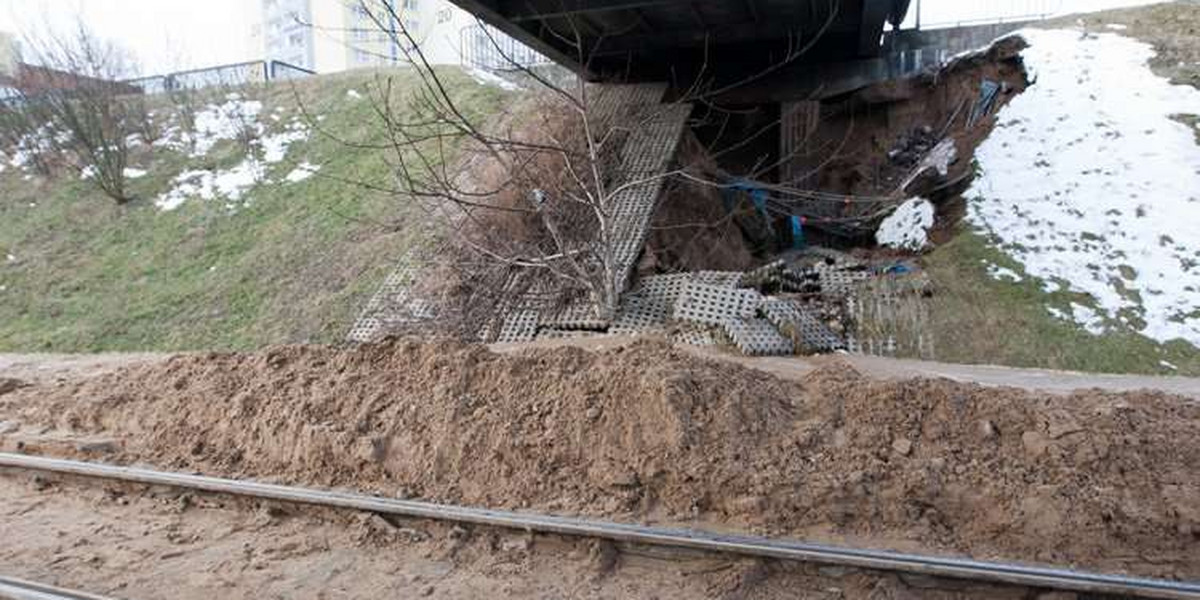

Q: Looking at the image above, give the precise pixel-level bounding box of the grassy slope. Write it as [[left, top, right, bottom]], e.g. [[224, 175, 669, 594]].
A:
[[920, 230, 1200, 376], [0, 68, 505, 352], [911, 2, 1200, 376]]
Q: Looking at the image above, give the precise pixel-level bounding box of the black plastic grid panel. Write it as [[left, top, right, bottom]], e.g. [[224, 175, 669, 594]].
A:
[[672, 282, 762, 326]]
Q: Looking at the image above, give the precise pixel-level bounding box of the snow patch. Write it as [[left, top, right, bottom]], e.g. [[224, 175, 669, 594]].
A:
[[189, 96, 263, 158], [1070, 303, 1106, 335], [1105, 23, 1128, 30], [154, 111, 311, 211], [968, 29, 1200, 347], [1159, 359, 1178, 371], [285, 162, 320, 183], [876, 198, 935, 251], [467, 68, 520, 91], [123, 167, 147, 179], [258, 120, 309, 164], [346, 89, 362, 99], [986, 263, 1023, 283], [156, 159, 266, 211]]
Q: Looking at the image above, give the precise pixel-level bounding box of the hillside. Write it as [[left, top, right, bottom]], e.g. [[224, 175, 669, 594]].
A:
[[0, 68, 508, 352], [1, 4, 1198, 378], [865, 3, 1200, 376]]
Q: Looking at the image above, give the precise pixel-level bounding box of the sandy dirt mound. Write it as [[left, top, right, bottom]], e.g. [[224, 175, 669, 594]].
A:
[[1, 339, 1197, 579]]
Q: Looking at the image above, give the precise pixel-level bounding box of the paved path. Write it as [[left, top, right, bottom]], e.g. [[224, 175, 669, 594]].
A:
[[3, 342, 1197, 399], [495, 336, 1200, 399]]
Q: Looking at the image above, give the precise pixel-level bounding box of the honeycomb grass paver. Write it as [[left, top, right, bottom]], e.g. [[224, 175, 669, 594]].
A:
[[540, 298, 608, 330], [721, 317, 795, 356], [607, 103, 694, 292], [672, 282, 762, 326], [346, 251, 430, 343], [672, 322, 720, 346], [816, 263, 871, 298], [761, 298, 845, 353], [495, 309, 540, 343], [738, 260, 786, 288]]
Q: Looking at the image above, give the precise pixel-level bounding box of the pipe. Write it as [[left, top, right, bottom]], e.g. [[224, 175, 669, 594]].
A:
[[0, 576, 118, 600], [1, 453, 1197, 599]]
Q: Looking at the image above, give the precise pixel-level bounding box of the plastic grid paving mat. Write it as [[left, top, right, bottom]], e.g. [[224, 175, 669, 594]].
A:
[[671, 322, 720, 347], [495, 309, 540, 343], [721, 317, 795, 356], [761, 298, 845, 353], [608, 103, 694, 292], [588, 83, 668, 126], [540, 298, 608, 330], [611, 295, 672, 332], [816, 264, 871, 298], [535, 328, 595, 340], [738, 261, 786, 288], [672, 282, 762, 326], [346, 253, 429, 343]]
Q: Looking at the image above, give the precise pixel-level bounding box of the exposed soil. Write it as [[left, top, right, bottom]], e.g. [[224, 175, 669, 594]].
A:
[[779, 36, 1030, 241], [1, 339, 1197, 582], [0, 474, 1052, 600]]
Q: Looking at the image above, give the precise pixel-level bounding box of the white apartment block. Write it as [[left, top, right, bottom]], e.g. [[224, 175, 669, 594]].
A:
[[250, 0, 528, 74]]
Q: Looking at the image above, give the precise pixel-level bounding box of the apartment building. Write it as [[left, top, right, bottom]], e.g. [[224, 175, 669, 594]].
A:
[[250, 0, 514, 73]]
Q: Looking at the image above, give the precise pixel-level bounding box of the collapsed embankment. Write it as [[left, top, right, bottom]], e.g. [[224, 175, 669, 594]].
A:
[[1, 339, 1197, 580]]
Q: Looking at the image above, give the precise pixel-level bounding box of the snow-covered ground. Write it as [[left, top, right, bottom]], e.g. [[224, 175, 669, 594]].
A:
[[154, 96, 315, 211], [968, 28, 1200, 347], [877, 198, 935, 250]]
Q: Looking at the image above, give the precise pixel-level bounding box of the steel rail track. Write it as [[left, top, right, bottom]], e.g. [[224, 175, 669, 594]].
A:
[[0, 576, 118, 600], [2, 452, 1198, 599]]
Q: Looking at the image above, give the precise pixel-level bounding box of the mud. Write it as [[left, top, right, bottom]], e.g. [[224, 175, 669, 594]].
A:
[[1, 338, 1197, 580]]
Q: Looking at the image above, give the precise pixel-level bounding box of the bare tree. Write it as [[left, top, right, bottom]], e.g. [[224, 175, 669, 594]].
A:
[[323, 1, 844, 339], [6, 23, 142, 204]]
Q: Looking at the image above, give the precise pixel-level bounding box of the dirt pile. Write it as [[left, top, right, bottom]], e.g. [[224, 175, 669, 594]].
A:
[[2, 339, 1198, 579]]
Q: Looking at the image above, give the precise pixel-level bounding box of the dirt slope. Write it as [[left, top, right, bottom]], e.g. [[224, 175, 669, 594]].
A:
[[1, 339, 1197, 580]]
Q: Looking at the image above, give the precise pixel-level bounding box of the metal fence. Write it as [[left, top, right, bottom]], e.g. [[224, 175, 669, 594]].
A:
[[459, 24, 550, 72], [904, 0, 1064, 30], [123, 60, 316, 94]]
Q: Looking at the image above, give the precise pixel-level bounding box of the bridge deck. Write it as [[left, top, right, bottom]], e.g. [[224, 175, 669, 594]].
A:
[[450, 0, 912, 83]]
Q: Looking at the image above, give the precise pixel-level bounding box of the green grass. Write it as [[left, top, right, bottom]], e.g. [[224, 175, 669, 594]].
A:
[[0, 67, 508, 352], [914, 228, 1200, 376]]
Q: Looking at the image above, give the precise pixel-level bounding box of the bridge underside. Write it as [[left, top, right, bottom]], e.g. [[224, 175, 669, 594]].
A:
[[451, 0, 912, 85]]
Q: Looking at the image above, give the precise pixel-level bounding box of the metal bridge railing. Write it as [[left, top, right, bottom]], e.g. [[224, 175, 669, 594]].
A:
[[123, 60, 316, 94], [904, 0, 1065, 30], [459, 24, 551, 72]]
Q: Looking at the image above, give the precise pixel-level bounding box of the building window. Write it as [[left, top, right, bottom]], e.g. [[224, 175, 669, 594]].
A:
[[404, 18, 419, 32], [355, 49, 373, 63], [437, 8, 452, 23], [403, 0, 418, 9], [288, 32, 304, 47]]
